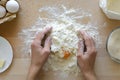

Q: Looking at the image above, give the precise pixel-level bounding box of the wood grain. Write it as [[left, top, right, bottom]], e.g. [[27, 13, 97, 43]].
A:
[[0, 0, 120, 80]]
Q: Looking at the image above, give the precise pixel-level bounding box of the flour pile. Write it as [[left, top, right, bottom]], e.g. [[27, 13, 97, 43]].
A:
[[19, 6, 99, 73]]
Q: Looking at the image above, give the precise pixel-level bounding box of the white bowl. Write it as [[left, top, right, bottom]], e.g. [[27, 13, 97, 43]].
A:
[[99, 0, 120, 20], [106, 27, 120, 63]]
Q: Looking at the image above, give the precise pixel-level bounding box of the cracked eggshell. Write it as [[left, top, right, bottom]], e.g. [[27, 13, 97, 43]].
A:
[[0, 5, 6, 18], [6, 0, 19, 13]]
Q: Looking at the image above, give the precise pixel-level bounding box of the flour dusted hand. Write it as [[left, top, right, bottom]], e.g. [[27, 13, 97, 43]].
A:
[[31, 27, 52, 69], [77, 31, 97, 80], [27, 27, 52, 80]]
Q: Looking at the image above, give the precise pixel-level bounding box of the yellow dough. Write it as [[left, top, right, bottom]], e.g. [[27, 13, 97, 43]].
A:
[[0, 59, 5, 68], [107, 0, 120, 13]]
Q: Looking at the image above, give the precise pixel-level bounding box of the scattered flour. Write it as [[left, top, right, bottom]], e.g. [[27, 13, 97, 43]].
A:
[[18, 5, 100, 73]]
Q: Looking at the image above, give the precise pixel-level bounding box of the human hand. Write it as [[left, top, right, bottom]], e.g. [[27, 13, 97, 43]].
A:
[[77, 31, 97, 80], [27, 27, 52, 80]]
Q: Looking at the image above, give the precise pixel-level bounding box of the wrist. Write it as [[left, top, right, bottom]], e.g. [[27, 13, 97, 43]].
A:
[[83, 71, 97, 80], [27, 65, 41, 80], [31, 64, 42, 71]]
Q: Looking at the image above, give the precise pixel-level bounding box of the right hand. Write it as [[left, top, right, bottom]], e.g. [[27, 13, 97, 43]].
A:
[[77, 30, 97, 80]]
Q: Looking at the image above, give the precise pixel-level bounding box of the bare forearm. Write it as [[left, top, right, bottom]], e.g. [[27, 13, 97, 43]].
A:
[[83, 71, 97, 80], [27, 66, 40, 80]]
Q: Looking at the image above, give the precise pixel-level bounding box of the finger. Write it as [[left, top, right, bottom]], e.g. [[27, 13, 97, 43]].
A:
[[77, 30, 84, 41], [91, 37, 96, 48], [44, 36, 52, 52], [77, 40, 84, 56], [35, 27, 52, 43], [80, 30, 93, 52], [31, 39, 41, 47]]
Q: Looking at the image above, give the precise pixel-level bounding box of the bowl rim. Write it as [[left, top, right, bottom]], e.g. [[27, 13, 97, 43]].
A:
[[106, 26, 120, 63]]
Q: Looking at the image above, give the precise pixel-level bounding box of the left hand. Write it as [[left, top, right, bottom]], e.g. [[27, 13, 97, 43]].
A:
[[27, 27, 52, 80], [31, 27, 52, 70]]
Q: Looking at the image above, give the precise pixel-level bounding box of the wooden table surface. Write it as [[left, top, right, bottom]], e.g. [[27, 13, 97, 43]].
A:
[[0, 0, 120, 80]]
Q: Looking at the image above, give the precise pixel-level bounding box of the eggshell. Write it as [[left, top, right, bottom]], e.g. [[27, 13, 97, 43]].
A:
[[0, 5, 6, 18], [6, 0, 19, 13]]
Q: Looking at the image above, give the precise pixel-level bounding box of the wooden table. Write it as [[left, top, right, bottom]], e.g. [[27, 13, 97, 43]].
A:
[[0, 0, 120, 80]]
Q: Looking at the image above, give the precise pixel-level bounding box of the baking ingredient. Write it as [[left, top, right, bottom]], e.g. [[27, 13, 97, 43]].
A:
[[0, 59, 5, 68], [0, 0, 17, 24], [107, 0, 120, 13], [63, 51, 71, 59], [18, 6, 100, 73], [0, 5, 6, 18], [99, 0, 120, 20], [6, 0, 19, 13], [107, 28, 120, 60]]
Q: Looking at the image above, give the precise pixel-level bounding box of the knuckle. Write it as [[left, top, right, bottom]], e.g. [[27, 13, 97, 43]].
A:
[[31, 41, 37, 47], [77, 53, 82, 58], [85, 37, 90, 41], [87, 36, 93, 40], [44, 49, 50, 54], [94, 50, 97, 54], [92, 48, 97, 53], [42, 31, 45, 35], [89, 37, 93, 41], [31, 40, 40, 48], [85, 37, 91, 41], [89, 36, 93, 39], [89, 49, 97, 55]]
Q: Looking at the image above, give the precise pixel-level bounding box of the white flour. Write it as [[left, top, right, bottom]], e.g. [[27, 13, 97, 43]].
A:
[[18, 5, 100, 73]]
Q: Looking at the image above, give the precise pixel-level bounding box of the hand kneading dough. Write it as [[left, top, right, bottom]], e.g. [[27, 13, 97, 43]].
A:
[[107, 28, 120, 60]]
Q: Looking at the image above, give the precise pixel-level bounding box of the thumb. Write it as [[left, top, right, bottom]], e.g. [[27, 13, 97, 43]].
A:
[[44, 36, 52, 52], [77, 40, 84, 57]]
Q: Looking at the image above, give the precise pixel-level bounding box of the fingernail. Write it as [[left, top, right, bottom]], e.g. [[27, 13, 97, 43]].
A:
[[80, 30, 84, 34], [47, 27, 52, 33], [48, 27, 52, 30]]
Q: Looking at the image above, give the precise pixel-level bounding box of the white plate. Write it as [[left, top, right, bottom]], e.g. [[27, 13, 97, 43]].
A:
[[0, 36, 13, 73]]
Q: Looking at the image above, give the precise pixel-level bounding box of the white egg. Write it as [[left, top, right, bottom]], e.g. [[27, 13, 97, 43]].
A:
[[0, 5, 6, 18], [6, 0, 19, 13]]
